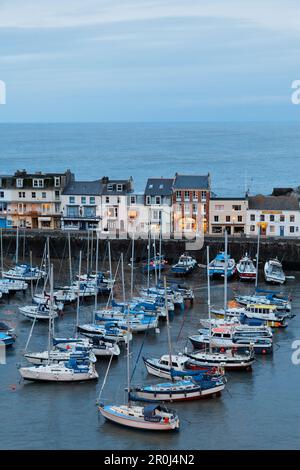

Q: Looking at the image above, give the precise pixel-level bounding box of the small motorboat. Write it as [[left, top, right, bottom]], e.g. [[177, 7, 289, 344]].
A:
[[235, 292, 291, 312], [236, 253, 256, 281], [264, 258, 286, 284], [187, 348, 255, 371], [171, 254, 197, 275], [98, 403, 179, 431], [241, 304, 288, 328], [208, 252, 236, 278]]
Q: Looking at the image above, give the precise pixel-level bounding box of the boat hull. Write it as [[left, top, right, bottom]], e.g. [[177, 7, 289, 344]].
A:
[[99, 406, 179, 431], [130, 384, 224, 402], [19, 367, 98, 382]]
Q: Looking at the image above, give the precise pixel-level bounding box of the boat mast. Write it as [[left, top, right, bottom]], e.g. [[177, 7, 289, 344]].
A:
[[68, 232, 73, 286], [15, 226, 19, 265], [158, 211, 162, 281], [153, 231, 157, 286], [90, 229, 94, 274], [94, 234, 99, 320], [130, 233, 134, 298], [75, 250, 82, 338], [86, 230, 90, 275], [224, 229, 228, 314], [126, 313, 131, 407], [108, 240, 113, 299], [47, 263, 54, 365], [0, 228, 3, 278], [121, 252, 126, 304], [147, 228, 151, 289], [255, 228, 260, 290], [164, 275, 173, 378], [207, 245, 212, 353]]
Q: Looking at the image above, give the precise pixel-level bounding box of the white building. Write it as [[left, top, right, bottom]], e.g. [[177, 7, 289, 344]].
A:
[[246, 195, 300, 237], [209, 197, 248, 235]]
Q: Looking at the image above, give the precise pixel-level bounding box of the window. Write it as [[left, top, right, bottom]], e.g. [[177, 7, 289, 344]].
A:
[[55, 190, 60, 200], [184, 204, 190, 215], [42, 192, 46, 199], [192, 204, 197, 214], [146, 196, 151, 205], [107, 184, 113, 191], [19, 192, 25, 198], [54, 177, 60, 187], [106, 196, 110, 203], [90, 197, 95, 204], [280, 215, 285, 222], [269, 225, 275, 233], [130, 196, 136, 205], [81, 196, 86, 204], [203, 204, 206, 213], [84, 206, 96, 218], [214, 215, 219, 222], [201, 191, 206, 200], [148, 184, 153, 189], [69, 196, 75, 204], [155, 196, 161, 205], [232, 205, 241, 211], [159, 184, 164, 190], [290, 226, 295, 233], [152, 210, 160, 221], [250, 225, 255, 232], [184, 191, 189, 200], [67, 206, 79, 217], [16, 179, 23, 188], [215, 205, 224, 211], [117, 197, 121, 204], [0, 191, 4, 198], [238, 215, 242, 222], [192, 191, 198, 200], [55, 203, 60, 213], [32, 192, 36, 199], [226, 216, 230, 222], [270, 215, 275, 222], [176, 191, 181, 200], [42, 204, 50, 213], [290, 215, 295, 222], [108, 207, 118, 218], [260, 214, 265, 222], [250, 214, 255, 221], [33, 179, 44, 188], [117, 184, 123, 192]]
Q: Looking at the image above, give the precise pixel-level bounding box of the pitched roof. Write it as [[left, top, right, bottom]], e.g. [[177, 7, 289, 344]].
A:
[[248, 195, 299, 211], [144, 178, 174, 196], [62, 180, 102, 196], [173, 173, 210, 190]]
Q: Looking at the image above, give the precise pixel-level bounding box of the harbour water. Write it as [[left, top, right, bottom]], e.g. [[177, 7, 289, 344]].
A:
[[0, 257, 299, 450], [0, 122, 300, 195]]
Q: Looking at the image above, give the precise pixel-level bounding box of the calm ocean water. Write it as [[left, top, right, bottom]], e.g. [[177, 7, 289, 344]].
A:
[[0, 122, 300, 450], [0, 122, 300, 195]]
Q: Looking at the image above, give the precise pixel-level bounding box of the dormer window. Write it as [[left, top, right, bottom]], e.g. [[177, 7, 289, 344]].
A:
[[117, 184, 123, 192], [159, 184, 164, 189], [16, 179, 23, 188], [54, 177, 60, 187], [149, 184, 153, 189], [107, 184, 113, 191], [33, 179, 44, 188]]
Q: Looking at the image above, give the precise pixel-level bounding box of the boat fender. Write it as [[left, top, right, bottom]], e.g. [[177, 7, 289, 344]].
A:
[[164, 417, 169, 423]]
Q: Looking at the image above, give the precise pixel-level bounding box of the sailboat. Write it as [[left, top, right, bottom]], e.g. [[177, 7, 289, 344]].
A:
[[98, 283, 180, 431], [19, 262, 98, 382]]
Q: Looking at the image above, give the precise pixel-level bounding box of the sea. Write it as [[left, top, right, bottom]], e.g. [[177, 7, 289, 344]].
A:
[[0, 122, 299, 450]]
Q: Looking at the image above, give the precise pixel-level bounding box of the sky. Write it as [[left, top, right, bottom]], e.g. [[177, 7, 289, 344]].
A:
[[0, 0, 300, 122]]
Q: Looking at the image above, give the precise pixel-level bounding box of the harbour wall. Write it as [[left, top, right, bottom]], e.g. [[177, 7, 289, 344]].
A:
[[1, 230, 300, 269]]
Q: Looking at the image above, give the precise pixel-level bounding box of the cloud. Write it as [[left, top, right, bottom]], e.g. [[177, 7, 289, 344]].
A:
[[0, 0, 299, 35]]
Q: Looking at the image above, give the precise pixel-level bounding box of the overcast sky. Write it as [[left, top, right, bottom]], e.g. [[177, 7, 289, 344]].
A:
[[0, 0, 299, 122]]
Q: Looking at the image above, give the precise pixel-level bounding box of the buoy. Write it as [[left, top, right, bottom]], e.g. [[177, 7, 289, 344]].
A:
[[10, 384, 16, 391]]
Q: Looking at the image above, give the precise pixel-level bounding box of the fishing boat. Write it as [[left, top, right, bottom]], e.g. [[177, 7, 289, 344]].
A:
[[235, 291, 291, 312], [189, 326, 273, 354], [236, 253, 256, 281], [208, 252, 236, 278], [171, 254, 197, 275], [264, 259, 286, 284], [3, 264, 47, 281], [241, 304, 288, 328]]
